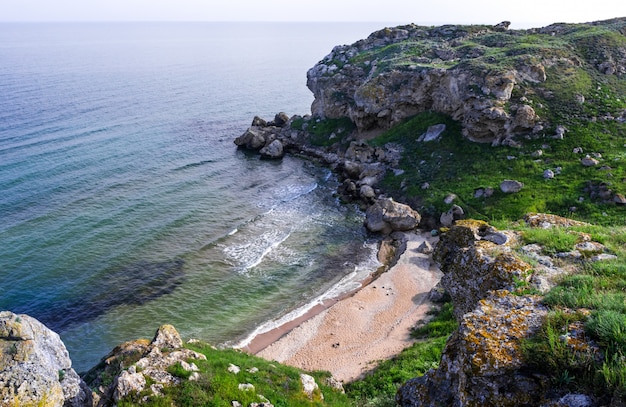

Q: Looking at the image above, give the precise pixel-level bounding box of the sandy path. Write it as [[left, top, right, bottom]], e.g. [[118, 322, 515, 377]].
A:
[[256, 231, 442, 383]]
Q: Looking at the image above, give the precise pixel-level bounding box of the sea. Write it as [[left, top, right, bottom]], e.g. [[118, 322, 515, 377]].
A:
[[0, 22, 404, 372]]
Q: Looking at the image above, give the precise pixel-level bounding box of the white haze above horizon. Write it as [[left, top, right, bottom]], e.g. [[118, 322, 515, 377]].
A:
[[1, 0, 625, 29]]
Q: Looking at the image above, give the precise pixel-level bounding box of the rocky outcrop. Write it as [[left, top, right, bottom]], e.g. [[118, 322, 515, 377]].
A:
[[397, 291, 548, 407], [0, 311, 92, 407], [306, 19, 626, 144], [396, 215, 619, 406], [87, 325, 206, 406], [433, 220, 527, 319], [234, 113, 297, 159], [306, 25, 543, 144]]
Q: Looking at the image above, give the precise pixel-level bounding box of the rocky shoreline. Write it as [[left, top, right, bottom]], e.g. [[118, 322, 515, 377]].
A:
[[3, 17, 626, 406], [234, 112, 431, 232]]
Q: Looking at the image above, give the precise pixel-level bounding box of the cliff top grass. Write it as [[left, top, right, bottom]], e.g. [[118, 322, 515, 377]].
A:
[[370, 110, 625, 225]]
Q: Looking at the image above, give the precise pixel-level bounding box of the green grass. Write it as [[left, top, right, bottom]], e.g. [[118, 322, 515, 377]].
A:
[[367, 111, 626, 225], [518, 227, 581, 254], [511, 221, 626, 399], [118, 345, 350, 407], [522, 310, 598, 391], [291, 117, 355, 147]]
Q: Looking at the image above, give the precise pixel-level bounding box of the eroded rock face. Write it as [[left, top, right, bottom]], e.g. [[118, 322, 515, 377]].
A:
[[0, 311, 92, 407], [433, 220, 529, 320], [306, 26, 546, 144], [397, 291, 548, 407]]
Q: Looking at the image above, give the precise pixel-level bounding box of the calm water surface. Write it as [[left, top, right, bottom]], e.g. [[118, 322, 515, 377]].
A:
[[0, 22, 395, 371]]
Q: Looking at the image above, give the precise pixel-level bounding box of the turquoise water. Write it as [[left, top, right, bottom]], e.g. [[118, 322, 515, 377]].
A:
[[0, 22, 391, 372]]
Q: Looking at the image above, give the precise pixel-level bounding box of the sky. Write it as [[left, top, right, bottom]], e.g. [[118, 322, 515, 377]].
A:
[[0, 0, 625, 28]]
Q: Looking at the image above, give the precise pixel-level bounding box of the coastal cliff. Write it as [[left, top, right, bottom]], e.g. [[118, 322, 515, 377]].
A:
[[3, 18, 626, 407], [306, 19, 625, 144]]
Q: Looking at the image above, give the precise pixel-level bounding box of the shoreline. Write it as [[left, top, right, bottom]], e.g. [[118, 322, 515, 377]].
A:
[[253, 231, 441, 383], [237, 234, 403, 354]]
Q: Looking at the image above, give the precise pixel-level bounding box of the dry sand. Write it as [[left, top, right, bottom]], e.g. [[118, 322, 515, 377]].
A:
[[255, 231, 442, 383]]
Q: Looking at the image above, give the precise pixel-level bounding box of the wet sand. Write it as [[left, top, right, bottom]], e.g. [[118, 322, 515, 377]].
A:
[[255, 231, 442, 383]]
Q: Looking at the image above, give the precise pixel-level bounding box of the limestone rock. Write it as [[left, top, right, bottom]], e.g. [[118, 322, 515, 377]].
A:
[[416, 240, 433, 254], [439, 204, 464, 227], [581, 155, 600, 167], [474, 187, 494, 198], [443, 193, 456, 204], [365, 198, 420, 234], [300, 373, 322, 400], [523, 213, 588, 228], [500, 179, 524, 193], [238, 383, 255, 391], [151, 324, 183, 350], [555, 393, 594, 407], [251, 116, 268, 127], [259, 139, 284, 159], [88, 324, 206, 405], [417, 124, 446, 142], [306, 24, 552, 143], [113, 366, 146, 402], [325, 376, 345, 393], [359, 184, 376, 200], [0, 311, 92, 407], [544, 169, 555, 179], [397, 292, 548, 407], [433, 220, 531, 319], [575, 241, 607, 256], [272, 112, 290, 127], [554, 125, 567, 139], [228, 363, 241, 374], [234, 127, 267, 150]]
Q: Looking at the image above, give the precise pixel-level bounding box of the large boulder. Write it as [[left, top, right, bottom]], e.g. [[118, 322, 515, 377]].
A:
[[365, 198, 421, 234], [397, 292, 548, 407], [234, 127, 268, 150], [259, 139, 285, 159], [0, 311, 92, 407]]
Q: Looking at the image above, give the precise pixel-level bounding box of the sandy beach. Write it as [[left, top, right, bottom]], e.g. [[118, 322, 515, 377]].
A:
[[255, 231, 442, 383]]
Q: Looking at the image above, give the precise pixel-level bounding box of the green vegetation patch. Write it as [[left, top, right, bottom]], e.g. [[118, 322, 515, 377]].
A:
[[291, 117, 355, 147], [368, 111, 626, 225], [118, 344, 351, 407], [511, 220, 626, 399]]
